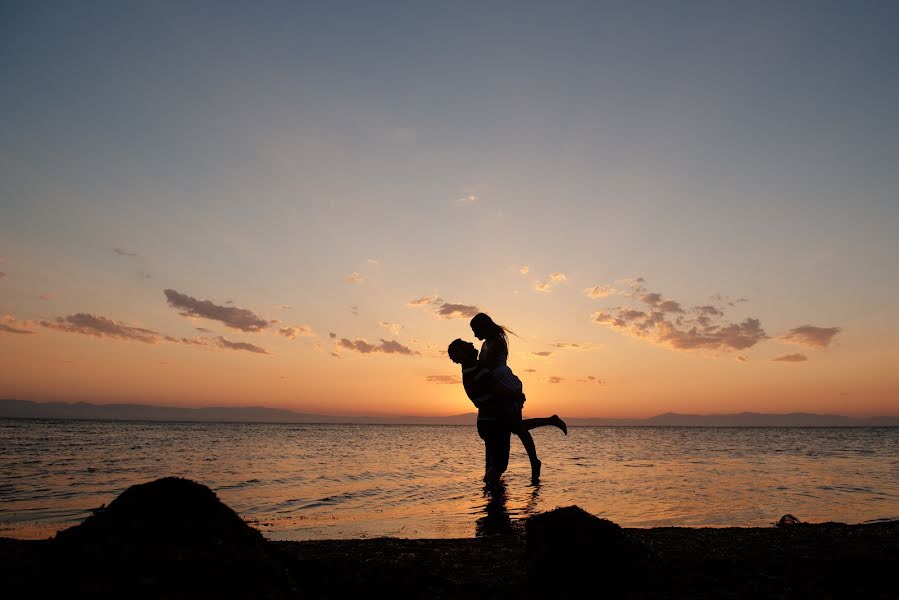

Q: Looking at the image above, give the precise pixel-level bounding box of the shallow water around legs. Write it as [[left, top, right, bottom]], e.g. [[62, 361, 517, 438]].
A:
[[1, 420, 898, 540]]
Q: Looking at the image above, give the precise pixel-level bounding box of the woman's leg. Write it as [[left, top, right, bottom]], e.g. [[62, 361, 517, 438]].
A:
[[515, 427, 541, 481], [520, 415, 568, 435]]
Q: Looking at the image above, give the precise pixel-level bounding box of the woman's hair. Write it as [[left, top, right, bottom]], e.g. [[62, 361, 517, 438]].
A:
[[470, 312, 516, 351]]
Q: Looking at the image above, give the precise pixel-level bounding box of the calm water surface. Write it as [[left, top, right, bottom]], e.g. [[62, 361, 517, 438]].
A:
[[1, 419, 897, 540]]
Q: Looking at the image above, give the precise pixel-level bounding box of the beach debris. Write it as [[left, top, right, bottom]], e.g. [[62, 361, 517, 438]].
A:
[[526, 505, 647, 593], [776, 514, 803, 527]]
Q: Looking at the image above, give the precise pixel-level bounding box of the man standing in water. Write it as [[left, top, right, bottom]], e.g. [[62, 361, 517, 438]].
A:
[[448, 338, 515, 484]]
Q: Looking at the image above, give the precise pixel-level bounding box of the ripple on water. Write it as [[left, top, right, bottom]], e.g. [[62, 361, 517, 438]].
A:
[[2, 420, 899, 539]]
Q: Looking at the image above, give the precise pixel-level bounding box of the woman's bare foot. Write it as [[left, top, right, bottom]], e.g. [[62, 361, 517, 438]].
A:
[[531, 459, 542, 483], [552, 414, 568, 435]]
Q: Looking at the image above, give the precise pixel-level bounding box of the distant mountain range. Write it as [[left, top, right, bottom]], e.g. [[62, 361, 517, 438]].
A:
[[2, 399, 897, 426]]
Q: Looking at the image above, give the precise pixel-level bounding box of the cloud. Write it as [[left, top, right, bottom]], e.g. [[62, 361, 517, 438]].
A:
[[577, 375, 604, 384], [195, 327, 214, 333], [113, 248, 139, 257], [520, 266, 529, 275], [772, 353, 808, 363], [164, 289, 269, 332], [547, 376, 564, 384], [406, 295, 479, 320], [426, 375, 462, 385], [278, 324, 314, 339], [523, 368, 537, 373], [736, 355, 749, 362], [455, 194, 479, 207], [532, 351, 553, 357], [347, 272, 365, 284], [336, 337, 418, 356], [407, 296, 438, 306], [535, 272, 567, 293], [584, 285, 615, 299], [37, 294, 53, 301], [41, 313, 161, 343], [782, 325, 842, 348], [1, 315, 36, 335], [550, 342, 595, 350], [163, 335, 211, 347], [378, 321, 404, 335], [328, 332, 337, 339], [276, 304, 292, 310], [590, 281, 768, 353], [435, 302, 479, 319], [216, 336, 269, 354]]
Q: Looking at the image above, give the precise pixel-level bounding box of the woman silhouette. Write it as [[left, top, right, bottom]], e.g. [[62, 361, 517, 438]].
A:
[[470, 313, 566, 482]]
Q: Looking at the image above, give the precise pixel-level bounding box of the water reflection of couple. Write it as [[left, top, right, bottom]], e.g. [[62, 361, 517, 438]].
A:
[[449, 313, 567, 484]]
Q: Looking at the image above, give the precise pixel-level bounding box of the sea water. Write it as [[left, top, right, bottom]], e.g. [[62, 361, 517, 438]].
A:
[[1, 419, 897, 540]]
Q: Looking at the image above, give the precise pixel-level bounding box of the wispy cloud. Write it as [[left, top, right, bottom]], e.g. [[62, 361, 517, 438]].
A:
[[584, 285, 615, 299], [534, 281, 552, 293], [772, 353, 808, 363], [164, 289, 269, 332], [336, 337, 418, 356], [426, 374, 462, 385], [378, 321, 404, 335], [547, 376, 564, 384], [347, 272, 365, 284], [41, 313, 161, 343], [782, 325, 842, 348], [532, 351, 553, 357], [550, 342, 596, 350], [590, 280, 767, 353], [523, 368, 537, 373], [549, 272, 567, 283], [407, 296, 479, 320], [520, 266, 529, 275], [277, 324, 315, 339], [1, 314, 36, 335], [577, 375, 604, 384], [367, 258, 380, 265], [112, 247, 139, 257], [216, 336, 269, 354]]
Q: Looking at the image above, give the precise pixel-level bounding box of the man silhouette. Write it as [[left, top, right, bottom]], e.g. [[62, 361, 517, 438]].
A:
[[447, 338, 516, 483]]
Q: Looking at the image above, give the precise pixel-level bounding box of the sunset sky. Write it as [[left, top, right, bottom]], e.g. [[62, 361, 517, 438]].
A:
[[2, 2, 897, 418]]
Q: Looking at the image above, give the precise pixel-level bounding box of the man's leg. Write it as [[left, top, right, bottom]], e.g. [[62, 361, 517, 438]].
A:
[[478, 419, 497, 482]]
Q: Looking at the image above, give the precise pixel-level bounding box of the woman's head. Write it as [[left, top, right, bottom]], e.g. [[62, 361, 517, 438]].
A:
[[470, 313, 506, 343]]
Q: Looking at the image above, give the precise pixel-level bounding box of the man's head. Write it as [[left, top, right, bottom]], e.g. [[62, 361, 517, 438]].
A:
[[448, 338, 478, 365]]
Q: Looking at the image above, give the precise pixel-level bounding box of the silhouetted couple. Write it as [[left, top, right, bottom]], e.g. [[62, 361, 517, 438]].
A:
[[448, 313, 566, 484]]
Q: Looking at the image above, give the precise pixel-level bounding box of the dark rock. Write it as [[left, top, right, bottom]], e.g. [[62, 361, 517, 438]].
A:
[[36, 477, 296, 599], [526, 506, 647, 593], [776, 514, 802, 527]]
